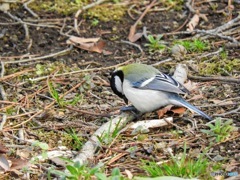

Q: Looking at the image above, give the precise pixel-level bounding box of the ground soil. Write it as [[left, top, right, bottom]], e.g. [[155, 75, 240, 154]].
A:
[[0, 0, 239, 179]]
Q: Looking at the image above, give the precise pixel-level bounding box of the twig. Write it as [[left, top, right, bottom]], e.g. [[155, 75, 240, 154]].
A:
[[188, 74, 240, 83], [0, 114, 7, 130], [194, 29, 238, 43], [128, 0, 157, 42], [5, 12, 30, 40], [197, 48, 223, 59], [151, 58, 173, 66], [0, 61, 5, 78], [120, 40, 144, 54], [195, 14, 240, 38], [0, 69, 33, 82], [186, 0, 195, 13], [74, 0, 106, 34], [213, 106, 240, 117], [3, 46, 73, 64], [172, 13, 191, 32], [23, 0, 39, 18]]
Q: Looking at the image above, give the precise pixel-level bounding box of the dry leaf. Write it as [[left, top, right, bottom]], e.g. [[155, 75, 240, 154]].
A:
[[183, 80, 198, 92], [170, 107, 186, 115], [125, 169, 133, 179], [128, 25, 143, 42], [9, 158, 29, 171], [67, 36, 100, 43], [157, 105, 173, 118], [66, 36, 106, 53], [186, 14, 200, 32]]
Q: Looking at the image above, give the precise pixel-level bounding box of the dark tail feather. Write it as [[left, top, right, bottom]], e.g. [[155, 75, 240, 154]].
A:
[[169, 95, 212, 121]]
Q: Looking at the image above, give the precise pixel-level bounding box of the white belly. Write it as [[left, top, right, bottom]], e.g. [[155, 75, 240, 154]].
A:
[[123, 81, 170, 113]]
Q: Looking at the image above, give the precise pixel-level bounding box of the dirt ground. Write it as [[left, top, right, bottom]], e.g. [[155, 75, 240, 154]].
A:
[[0, 0, 240, 179]]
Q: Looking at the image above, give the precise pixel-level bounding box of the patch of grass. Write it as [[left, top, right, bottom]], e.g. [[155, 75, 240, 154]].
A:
[[177, 39, 210, 52], [65, 128, 83, 151], [47, 80, 83, 107], [49, 160, 124, 180], [141, 143, 210, 179], [201, 118, 236, 143], [145, 35, 166, 53]]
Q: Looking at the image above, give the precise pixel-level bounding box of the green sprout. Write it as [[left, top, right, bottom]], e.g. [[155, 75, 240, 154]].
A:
[[91, 18, 99, 26], [177, 39, 209, 52], [145, 35, 166, 53], [201, 118, 236, 143]]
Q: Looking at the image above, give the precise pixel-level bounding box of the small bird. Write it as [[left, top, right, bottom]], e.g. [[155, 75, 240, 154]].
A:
[[110, 63, 212, 120]]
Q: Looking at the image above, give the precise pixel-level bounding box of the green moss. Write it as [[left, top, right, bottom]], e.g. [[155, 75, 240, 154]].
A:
[[35, 130, 84, 150], [85, 3, 127, 22], [28, 1, 126, 18], [29, 0, 90, 15], [199, 58, 240, 76]]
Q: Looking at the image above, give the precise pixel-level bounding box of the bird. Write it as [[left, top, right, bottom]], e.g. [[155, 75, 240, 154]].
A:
[[110, 63, 212, 120]]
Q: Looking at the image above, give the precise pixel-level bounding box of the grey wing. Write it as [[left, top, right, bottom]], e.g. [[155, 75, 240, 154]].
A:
[[132, 73, 190, 95]]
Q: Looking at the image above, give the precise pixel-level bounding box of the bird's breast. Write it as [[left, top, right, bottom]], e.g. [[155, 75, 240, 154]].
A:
[[123, 81, 170, 113]]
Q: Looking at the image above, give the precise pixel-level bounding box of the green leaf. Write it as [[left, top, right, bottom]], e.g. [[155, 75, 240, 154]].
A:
[[111, 167, 121, 176], [94, 172, 107, 180], [66, 165, 78, 176]]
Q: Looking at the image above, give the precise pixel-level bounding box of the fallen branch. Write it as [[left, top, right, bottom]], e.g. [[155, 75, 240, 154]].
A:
[[188, 74, 240, 83], [72, 112, 136, 165], [129, 117, 173, 129]]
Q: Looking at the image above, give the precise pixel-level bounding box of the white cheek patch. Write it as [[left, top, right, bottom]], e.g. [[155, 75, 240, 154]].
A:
[[140, 77, 155, 87], [114, 76, 123, 94]]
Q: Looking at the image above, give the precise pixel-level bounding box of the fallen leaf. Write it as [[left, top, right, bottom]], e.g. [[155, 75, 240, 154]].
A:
[[9, 158, 29, 171], [157, 105, 173, 118], [66, 36, 106, 53], [186, 14, 200, 32], [183, 80, 198, 92], [125, 169, 133, 179], [128, 25, 143, 42], [67, 36, 100, 43], [170, 107, 186, 115]]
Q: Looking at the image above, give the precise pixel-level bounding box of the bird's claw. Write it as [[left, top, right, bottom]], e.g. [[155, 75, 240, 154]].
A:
[[120, 106, 142, 117]]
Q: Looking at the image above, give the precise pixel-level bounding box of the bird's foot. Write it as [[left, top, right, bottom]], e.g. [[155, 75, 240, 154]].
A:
[[120, 106, 142, 118]]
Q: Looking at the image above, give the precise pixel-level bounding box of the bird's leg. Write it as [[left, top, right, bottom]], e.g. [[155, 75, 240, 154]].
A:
[[120, 105, 142, 118]]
